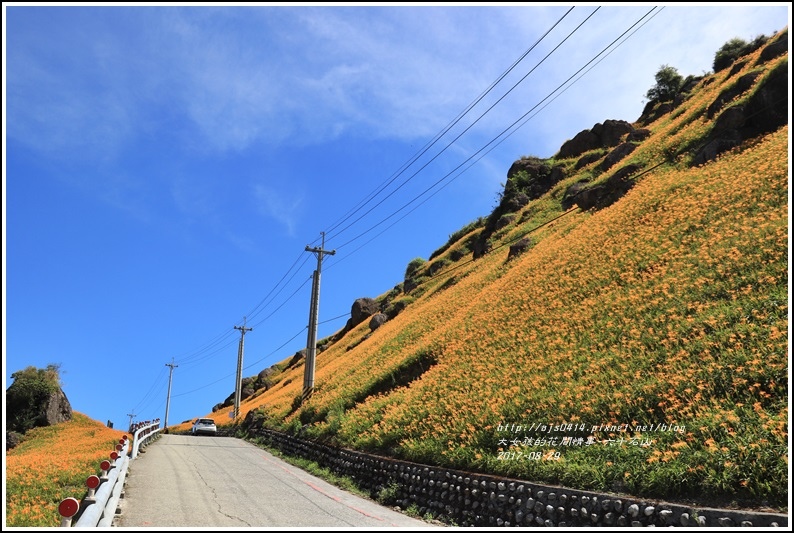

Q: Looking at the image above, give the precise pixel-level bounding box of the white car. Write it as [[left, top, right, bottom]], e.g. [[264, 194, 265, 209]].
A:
[[191, 418, 217, 436]]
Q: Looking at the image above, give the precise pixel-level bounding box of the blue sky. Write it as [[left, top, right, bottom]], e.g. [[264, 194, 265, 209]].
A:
[[4, 3, 790, 432]]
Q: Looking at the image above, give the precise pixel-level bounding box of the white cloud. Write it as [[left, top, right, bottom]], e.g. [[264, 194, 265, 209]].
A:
[[6, 5, 789, 165], [253, 184, 303, 236]]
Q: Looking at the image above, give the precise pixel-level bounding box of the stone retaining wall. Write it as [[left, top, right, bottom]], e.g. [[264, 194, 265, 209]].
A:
[[249, 428, 787, 528]]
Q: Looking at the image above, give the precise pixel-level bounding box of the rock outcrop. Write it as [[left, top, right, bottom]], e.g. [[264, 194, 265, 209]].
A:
[[693, 58, 787, 166], [44, 388, 73, 427], [562, 164, 642, 211], [556, 120, 635, 159], [6, 367, 72, 435]]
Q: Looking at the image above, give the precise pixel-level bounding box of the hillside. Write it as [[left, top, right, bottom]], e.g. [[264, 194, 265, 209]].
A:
[[175, 28, 789, 510], [6, 413, 128, 527]]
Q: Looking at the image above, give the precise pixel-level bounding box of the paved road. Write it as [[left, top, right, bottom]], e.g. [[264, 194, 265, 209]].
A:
[[115, 434, 433, 528]]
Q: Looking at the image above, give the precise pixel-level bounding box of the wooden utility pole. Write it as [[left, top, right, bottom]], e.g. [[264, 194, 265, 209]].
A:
[[303, 232, 335, 402], [233, 317, 252, 419]]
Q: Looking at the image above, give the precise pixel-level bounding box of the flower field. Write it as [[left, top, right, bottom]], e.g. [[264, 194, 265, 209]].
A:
[[5, 413, 128, 527], [234, 39, 788, 509]]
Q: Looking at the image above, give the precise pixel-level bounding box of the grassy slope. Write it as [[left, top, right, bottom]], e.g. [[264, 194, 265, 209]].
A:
[[5, 413, 128, 527], [179, 41, 789, 509]]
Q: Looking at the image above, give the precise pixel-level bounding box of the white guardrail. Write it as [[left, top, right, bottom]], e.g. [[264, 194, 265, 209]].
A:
[[57, 419, 162, 527]]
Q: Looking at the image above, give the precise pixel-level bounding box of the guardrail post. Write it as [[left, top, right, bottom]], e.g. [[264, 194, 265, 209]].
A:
[[85, 475, 101, 503], [99, 459, 111, 482], [58, 497, 80, 527], [131, 419, 162, 459], [98, 452, 130, 527], [59, 423, 162, 526], [72, 439, 129, 527]]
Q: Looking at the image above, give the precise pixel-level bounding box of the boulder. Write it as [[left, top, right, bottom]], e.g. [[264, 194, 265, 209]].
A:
[[561, 180, 592, 210], [592, 119, 634, 148], [756, 29, 787, 64], [557, 129, 601, 159], [351, 298, 380, 327], [575, 151, 605, 170], [258, 367, 275, 381], [727, 59, 750, 79], [598, 142, 637, 172], [626, 129, 651, 143], [502, 192, 531, 214], [385, 299, 411, 320], [403, 278, 419, 294], [505, 159, 566, 201], [693, 59, 787, 166], [740, 59, 788, 138], [692, 138, 741, 166], [286, 349, 306, 368], [7, 367, 73, 434], [507, 238, 531, 261], [707, 71, 762, 119], [637, 101, 674, 126], [6, 431, 23, 451], [243, 409, 268, 430], [369, 313, 388, 331], [572, 164, 641, 211], [557, 120, 634, 159], [472, 237, 492, 260], [495, 213, 516, 230], [43, 389, 72, 427], [712, 105, 748, 135]]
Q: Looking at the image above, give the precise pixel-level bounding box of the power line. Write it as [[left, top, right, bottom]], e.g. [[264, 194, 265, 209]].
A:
[[243, 250, 311, 322], [249, 274, 314, 330], [326, 6, 660, 260], [129, 366, 168, 417], [325, 7, 603, 253], [223, 7, 662, 362], [319, 312, 350, 326], [162, 8, 650, 376], [155, 250, 312, 373], [169, 304, 354, 401], [134, 8, 666, 418], [320, 7, 577, 244], [427, 157, 673, 283]]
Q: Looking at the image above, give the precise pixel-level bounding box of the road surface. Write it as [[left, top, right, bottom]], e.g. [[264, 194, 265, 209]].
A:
[[115, 434, 433, 528]]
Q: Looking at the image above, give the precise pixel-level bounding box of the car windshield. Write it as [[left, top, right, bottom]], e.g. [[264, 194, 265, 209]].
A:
[[198, 419, 214, 425]]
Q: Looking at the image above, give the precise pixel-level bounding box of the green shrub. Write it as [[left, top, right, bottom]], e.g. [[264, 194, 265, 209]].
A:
[[645, 64, 684, 102], [7, 365, 62, 433], [715, 38, 748, 73], [713, 35, 769, 72], [377, 481, 401, 505], [404, 257, 426, 279]]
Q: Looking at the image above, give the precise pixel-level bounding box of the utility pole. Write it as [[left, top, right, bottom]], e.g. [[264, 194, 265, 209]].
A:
[[303, 232, 335, 402], [164, 359, 177, 431], [233, 317, 253, 419], [127, 412, 135, 431]]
